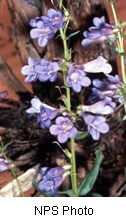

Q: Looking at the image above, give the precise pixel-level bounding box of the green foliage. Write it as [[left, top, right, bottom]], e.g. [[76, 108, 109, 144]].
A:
[[0, 137, 13, 153], [75, 131, 88, 140], [59, 189, 77, 197], [78, 149, 102, 196]]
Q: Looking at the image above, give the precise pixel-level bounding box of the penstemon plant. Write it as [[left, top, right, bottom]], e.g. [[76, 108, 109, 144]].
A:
[[21, 0, 126, 196]]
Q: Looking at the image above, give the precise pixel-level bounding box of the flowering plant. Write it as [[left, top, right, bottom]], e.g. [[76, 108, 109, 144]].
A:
[[21, 0, 126, 196]]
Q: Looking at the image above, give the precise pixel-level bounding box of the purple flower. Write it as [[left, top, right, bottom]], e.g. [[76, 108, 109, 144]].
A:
[[21, 58, 59, 83], [83, 113, 109, 140], [0, 158, 10, 173], [81, 98, 116, 115], [81, 16, 116, 47], [26, 97, 60, 128], [38, 167, 65, 196], [35, 58, 59, 82], [83, 56, 112, 74], [93, 75, 123, 104], [50, 116, 78, 143], [21, 57, 40, 83], [30, 9, 64, 47], [30, 20, 55, 47], [42, 8, 64, 31], [66, 65, 91, 93], [93, 76, 120, 91]]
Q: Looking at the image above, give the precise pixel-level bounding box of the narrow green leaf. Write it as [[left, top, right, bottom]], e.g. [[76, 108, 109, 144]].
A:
[[120, 21, 126, 28], [78, 149, 102, 196], [66, 31, 80, 40], [2, 141, 13, 152], [75, 131, 88, 140]]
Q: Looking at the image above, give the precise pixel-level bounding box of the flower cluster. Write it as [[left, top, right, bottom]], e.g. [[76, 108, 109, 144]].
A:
[[21, 57, 60, 83], [25, 54, 122, 141], [30, 8, 64, 47]]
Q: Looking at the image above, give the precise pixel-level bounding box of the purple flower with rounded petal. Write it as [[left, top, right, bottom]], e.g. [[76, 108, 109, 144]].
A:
[[81, 98, 116, 115], [66, 65, 91, 93], [35, 58, 59, 82], [26, 97, 60, 128], [21, 57, 40, 83], [83, 56, 112, 74], [42, 8, 64, 31], [38, 167, 65, 196], [81, 16, 116, 47], [50, 116, 78, 143], [83, 113, 109, 140], [30, 20, 55, 47]]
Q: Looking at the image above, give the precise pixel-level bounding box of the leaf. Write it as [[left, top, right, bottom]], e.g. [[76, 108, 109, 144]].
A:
[[66, 31, 80, 40], [92, 192, 103, 197], [78, 149, 102, 196], [2, 141, 13, 152], [119, 21, 126, 28], [59, 189, 77, 197], [110, 43, 126, 55], [75, 131, 88, 140]]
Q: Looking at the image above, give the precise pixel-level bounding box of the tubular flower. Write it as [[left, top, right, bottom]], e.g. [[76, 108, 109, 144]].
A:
[[50, 116, 78, 143], [81, 16, 116, 47], [26, 97, 60, 128], [42, 8, 64, 31], [83, 56, 112, 75], [93, 75, 123, 104], [38, 167, 65, 196], [82, 113, 109, 140], [66, 65, 91, 93], [30, 20, 55, 47], [81, 98, 116, 115], [21, 57, 40, 83], [35, 58, 60, 82], [30, 8, 64, 47]]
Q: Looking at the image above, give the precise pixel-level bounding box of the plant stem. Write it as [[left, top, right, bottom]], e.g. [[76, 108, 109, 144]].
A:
[[111, 3, 126, 83], [70, 138, 78, 194], [59, 25, 78, 195]]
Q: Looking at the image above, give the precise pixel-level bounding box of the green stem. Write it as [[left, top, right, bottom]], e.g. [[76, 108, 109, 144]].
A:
[[70, 138, 78, 194], [111, 3, 126, 83], [59, 25, 78, 195]]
